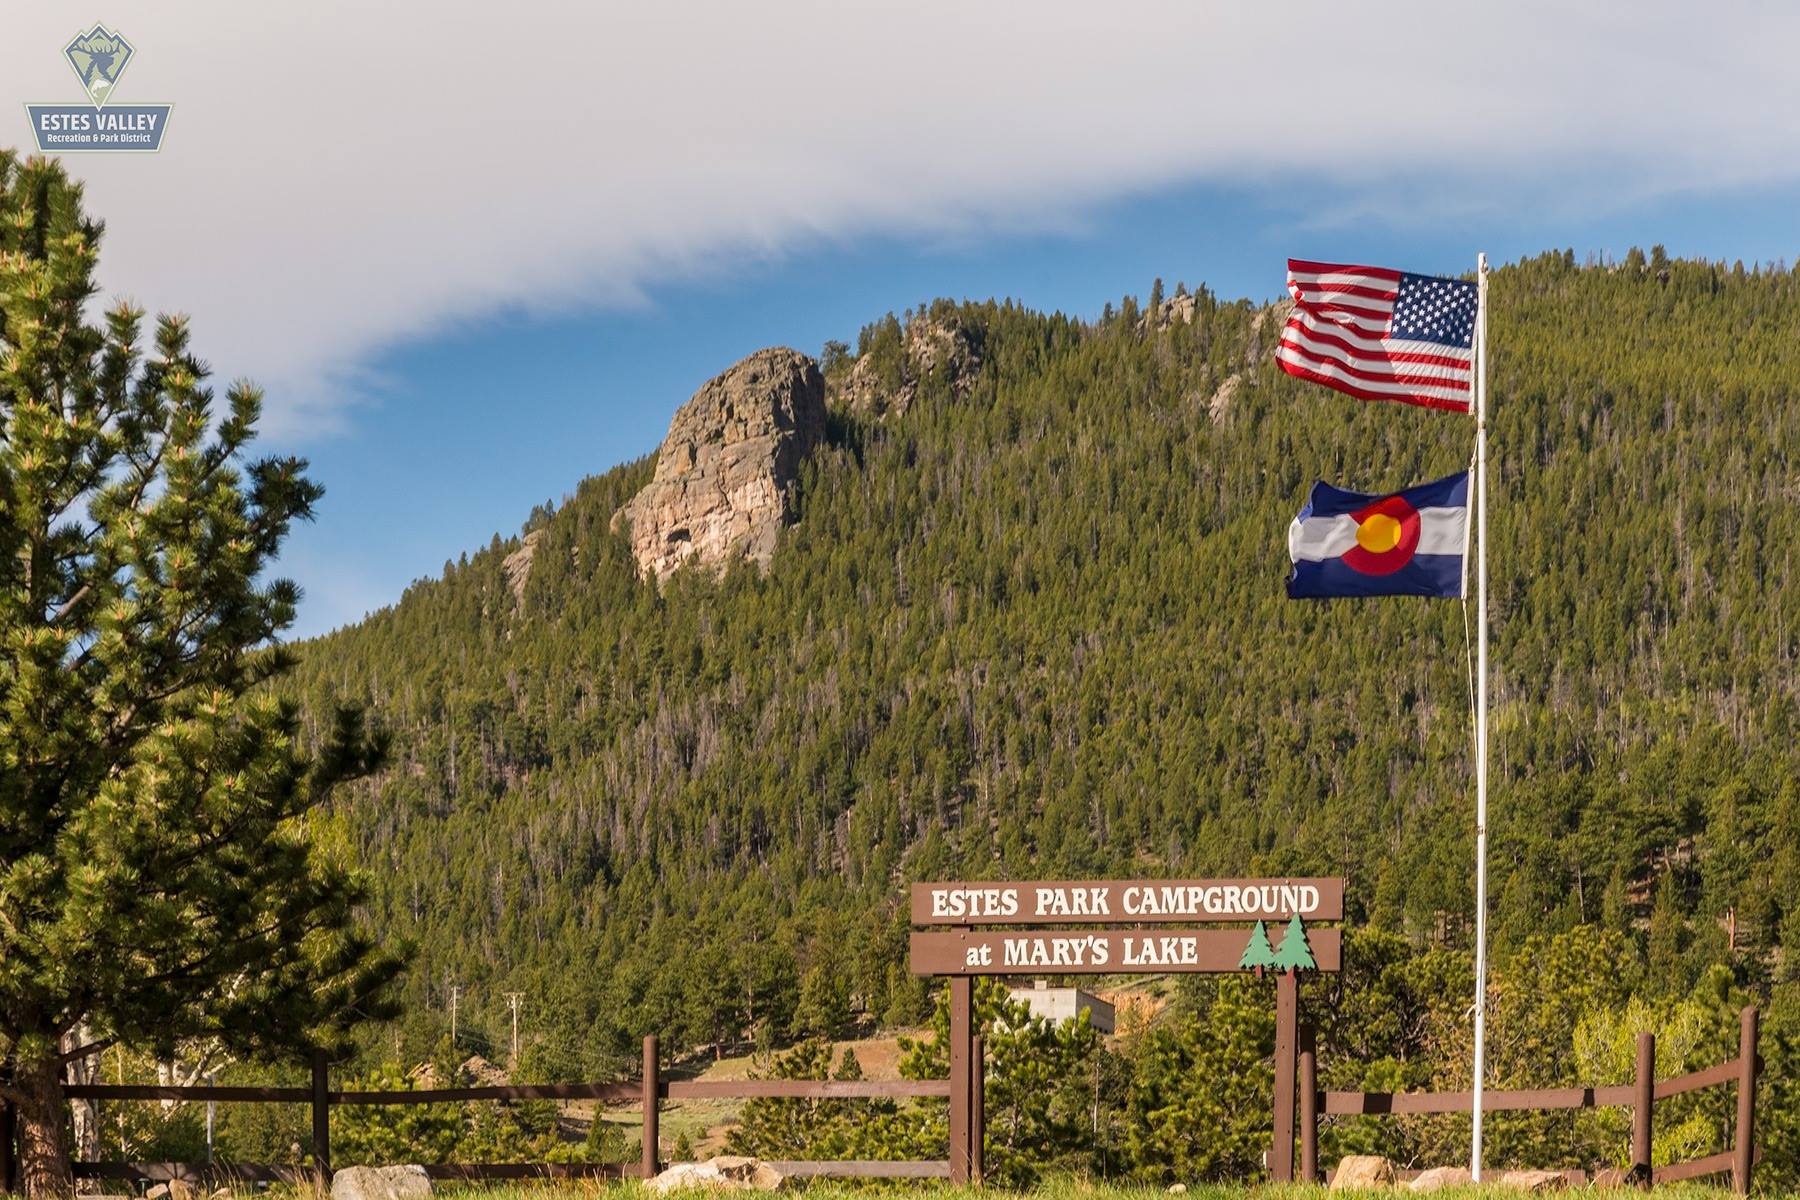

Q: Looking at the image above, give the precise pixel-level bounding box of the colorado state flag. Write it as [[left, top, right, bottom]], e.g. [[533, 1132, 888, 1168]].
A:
[[1287, 471, 1469, 599]]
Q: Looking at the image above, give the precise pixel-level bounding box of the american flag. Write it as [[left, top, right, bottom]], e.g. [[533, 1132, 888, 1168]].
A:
[[1276, 259, 1478, 413]]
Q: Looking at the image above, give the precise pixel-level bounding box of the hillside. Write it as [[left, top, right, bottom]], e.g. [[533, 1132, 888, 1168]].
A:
[[287, 251, 1800, 1076]]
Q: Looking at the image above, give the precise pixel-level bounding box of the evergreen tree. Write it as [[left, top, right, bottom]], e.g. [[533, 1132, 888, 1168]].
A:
[[881, 965, 929, 1029], [0, 153, 400, 1196], [835, 1047, 863, 1081], [333, 1062, 462, 1167], [794, 962, 850, 1041], [727, 1039, 844, 1159], [584, 1111, 630, 1163], [1124, 976, 1274, 1181], [883, 979, 1102, 1186], [1648, 873, 1689, 994]]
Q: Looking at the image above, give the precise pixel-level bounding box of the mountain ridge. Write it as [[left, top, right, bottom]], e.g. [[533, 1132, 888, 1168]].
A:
[[287, 251, 1800, 1074]]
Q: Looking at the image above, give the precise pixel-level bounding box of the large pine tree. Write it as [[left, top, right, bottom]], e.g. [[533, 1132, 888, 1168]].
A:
[[0, 152, 401, 1196]]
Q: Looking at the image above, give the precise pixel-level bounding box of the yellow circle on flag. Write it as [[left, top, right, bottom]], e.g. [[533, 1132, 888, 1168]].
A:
[[1356, 512, 1403, 553]]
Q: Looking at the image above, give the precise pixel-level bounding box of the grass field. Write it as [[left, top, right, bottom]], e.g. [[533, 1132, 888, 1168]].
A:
[[411, 1182, 1756, 1200]]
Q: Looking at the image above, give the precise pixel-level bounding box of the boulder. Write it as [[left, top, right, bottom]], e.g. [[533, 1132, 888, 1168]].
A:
[[1330, 1155, 1398, 1190], [613, 348, 825, 583], [146, 1184, 192, 1200], [645, 1156, 785, 1193], [1498, 1169, 1571, 1191], [1408, 1167, 1473, 1191], [329, 1164, 433, 1200]]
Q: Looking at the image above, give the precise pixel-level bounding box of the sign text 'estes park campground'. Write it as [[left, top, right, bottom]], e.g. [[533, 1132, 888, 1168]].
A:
[[911, 877, 1342, 923], [908, 878, 1343, 975]]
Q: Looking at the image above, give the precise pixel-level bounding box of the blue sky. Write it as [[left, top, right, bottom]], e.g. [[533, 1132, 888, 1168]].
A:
[[9, 2, 1800, 638], [275, 175, 1800, 637]]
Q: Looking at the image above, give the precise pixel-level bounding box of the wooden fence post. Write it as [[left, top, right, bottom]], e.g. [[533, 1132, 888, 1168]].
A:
[[1734, 1007, 1758, 1195], [642, 1035, 660, 1181], [310, 1048, 331, 1185], [948, 976, 973, 1185], [1, 1094, 15, 1195], [1298, 1035, 1318, 1184], [1631, 1031, 1654, 1186], [1271, 971, 1298, 1183], [970, 1034, 985, 1186]]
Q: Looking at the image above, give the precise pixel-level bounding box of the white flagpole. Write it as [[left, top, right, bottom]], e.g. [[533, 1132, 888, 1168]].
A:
[[1471, 251, 1491, 1180]]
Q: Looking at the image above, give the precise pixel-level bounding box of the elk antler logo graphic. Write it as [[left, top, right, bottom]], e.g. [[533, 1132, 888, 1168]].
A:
[[64, 24, 136, 106]]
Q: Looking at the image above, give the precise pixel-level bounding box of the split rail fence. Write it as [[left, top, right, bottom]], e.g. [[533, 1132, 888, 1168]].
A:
[[0, 1035, 966, 1190], [1294, 1006, 1763, 1192], [0, 1008, 1763, 1191]]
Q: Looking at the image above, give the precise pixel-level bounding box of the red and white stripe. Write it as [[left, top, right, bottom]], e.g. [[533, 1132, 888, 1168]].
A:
[[1276, 258, 1473, 413]]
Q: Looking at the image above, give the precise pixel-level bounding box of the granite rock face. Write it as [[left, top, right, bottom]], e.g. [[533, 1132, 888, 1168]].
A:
[[1146, 291, 1198, 330], [614, 348, 825, 583], [503, 529, 544, 609], [841, 317, 979, 419]]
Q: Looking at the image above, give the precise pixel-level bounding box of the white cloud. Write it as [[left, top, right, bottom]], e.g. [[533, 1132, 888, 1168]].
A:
[[6, 1, 1796, 437]]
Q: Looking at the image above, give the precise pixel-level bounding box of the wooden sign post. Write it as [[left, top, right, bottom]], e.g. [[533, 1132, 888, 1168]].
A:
[[909, 877, 1344, 1184]]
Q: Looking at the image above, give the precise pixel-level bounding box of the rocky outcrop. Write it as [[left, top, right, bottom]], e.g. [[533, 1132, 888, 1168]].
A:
[[330, 1166, 432, 1200], [841, 317, 979, 419], [459, 1053, 509, 1086], [613, 348, 825, 583], [1206, 373, 1242, 424], [1250, 298, 1293, 364], [1148, 291, 1198, 330], [503, 530, 543, 609]]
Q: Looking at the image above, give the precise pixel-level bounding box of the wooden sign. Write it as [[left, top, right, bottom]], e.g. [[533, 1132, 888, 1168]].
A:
[[906, 875, 1349, 1186], [911, 877, 1342, 925], [910, 925, 1340, 975]]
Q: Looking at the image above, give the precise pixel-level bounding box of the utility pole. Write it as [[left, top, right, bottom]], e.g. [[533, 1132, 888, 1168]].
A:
[[446, 978, 463, 1047], [504, 992, 525, 1064]]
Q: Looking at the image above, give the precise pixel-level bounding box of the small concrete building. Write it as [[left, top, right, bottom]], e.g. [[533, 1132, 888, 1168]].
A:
[[1008, 980, 1115, 1034]]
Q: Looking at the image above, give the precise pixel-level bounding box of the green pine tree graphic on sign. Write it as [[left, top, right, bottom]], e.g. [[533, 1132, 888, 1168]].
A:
[[1272, 914, 1317, 972], [1238, 920, 1277, 975]]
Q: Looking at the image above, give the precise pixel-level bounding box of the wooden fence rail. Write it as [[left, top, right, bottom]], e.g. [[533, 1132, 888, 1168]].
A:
[[15, 1006, 1765, 1192], [1297, 1005, 1762, 1193], [26, 1036, 959, 1191]]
